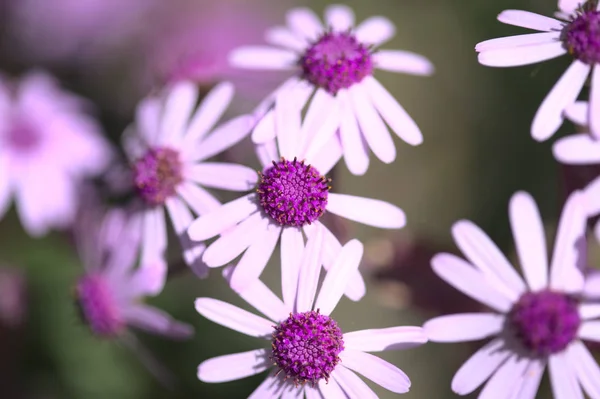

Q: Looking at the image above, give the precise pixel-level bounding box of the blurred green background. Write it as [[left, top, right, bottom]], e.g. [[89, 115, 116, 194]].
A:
[[0, 0, 586, 398]]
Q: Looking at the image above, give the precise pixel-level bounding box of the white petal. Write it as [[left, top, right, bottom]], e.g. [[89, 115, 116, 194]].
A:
[[332, 367, 378, 399], [567, 341, 600, 399], [197, 349, 269, 383], [364, 76, 423, 146], [431, 253, 514, 312], [478, 41, 566, 67], [532, 60, 590, 141], [159, 81, 198, 146], [580, 303, 600, 320], [229, 222, 281, 292], [317, 378, 347, 398], [314, 239, 363, 315], [187, 162, 258, 191], [295, 224, 323, 312], [374, 50, 434, 76], [424, 313, 504, 342], [324, 4, 355, 31], [590, 65, 600, 139], [509, 191, 548, 291], [559, 0, 583, 14], [451, 339, 511, 395], [497, 10, 565, 32], [326, 193, 406, 229], [275, 89, 302, 160], [478, 355, 529, 399], [280, 227, 305, 308], [338, 89, 369, 175], [123, 305, 193, 339], [355, 16, 395, 47], [349, 83, 396, 164], [256, 140, 279, 170], [248, 372, 286, 399], [135, 96, 161, 145], [176, 182, 221, 216], [343, 326, 427, 352], [190, 114, 254, 162], [340, 350, 410, 393], [184, 81, 234, 144], [194, 298, 273, 337], [553, 134, 600, 164], [513, 360, 546, 399], [549, 351, 584, 399], [584, 271, 600, 298], [302, 93, 340, 162], [286, 7, 323, 42], [187, 194, 257, 240], [228, 46, 298, 70], [586, 178, 600, 216], [264, 26, 307, 52], [308, 133, 343, 175], [251, 109, 276, 144], [565, 101, 589, 126], [549, 191, 586, 293], [579, 321, 600, 341], [451, 220, 525, 302], [140, 207, 167, 266], [475, 32, 561, 52]]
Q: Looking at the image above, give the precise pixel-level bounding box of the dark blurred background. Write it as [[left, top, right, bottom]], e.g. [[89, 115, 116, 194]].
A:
[[0, 0, 589, 398]]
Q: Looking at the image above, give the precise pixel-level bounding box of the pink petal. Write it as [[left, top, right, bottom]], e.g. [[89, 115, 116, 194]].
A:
[[340, 350, 410, 393], [158, 81, 198, 146], [478, 355, 529, 399], [324, 5, 355, 31], [189, 114, 255, 162], [343, 326, 427, 352], [184, 82, 234, 144], [553, 134, 600, 164], [355, 16, 395, 47], [176, 182, 221, 216], [317, 378, 346, 397], [197, 349, 269, 383], [264, 26, 307, 52], [579, 304, 600, 320], [140, 206, 167, 266], [475, 32, 561, 52], [326, 193, 406, 229], [374, 50, 434, 76], [187, 162, 258, 191], [228, 46, 298, 70], [280, 227, 305, 308], [248, 372, 286, 399], [424, 313, 504, 342], [565, 101, 589, 126], [514, 360, 546, 399], [549, 351, 584, 399], [286, 7, 323, 41], [194, 298, 273, 337], [295, 223, 324, 312], [579, 321, 600, 342], [338, 89, 369, 175], [567, 341, 600, 399], [135, 96, 161, 145], [559, 0, 583, 14], [497, 10, 565, 31], [331, 366, 378, 399], [275, 89, 302, 160], [123, 305, 193, 339], [251, 109, 276, 144], [591, 65, 600, 139], [478, 41, 566, 67], [187, 194, 257, 241]]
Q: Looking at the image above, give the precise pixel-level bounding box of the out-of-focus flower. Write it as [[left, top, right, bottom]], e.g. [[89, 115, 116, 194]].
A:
[[0, 71, 111, 236], [124, 81, 254, 278], [424, 191, 600, 398], [196, 229, 427, 397], [187, 96, 406, 300], [476, 1, 600, 141], [229, 4, 434, 175]]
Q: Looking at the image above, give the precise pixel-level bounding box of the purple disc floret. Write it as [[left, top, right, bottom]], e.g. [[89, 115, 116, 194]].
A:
[[257, 157, 330, 227], [133, 147, 183, 206], [563, 7, 600, 64], [76, 274, 124, 337], [271, 310, 344, 385], [509, 289, 580, 356], [300, 31, 374, 95]]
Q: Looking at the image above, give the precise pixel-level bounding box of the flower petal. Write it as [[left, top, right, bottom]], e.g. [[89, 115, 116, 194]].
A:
[[580, 304, 600, 320], [424, 313, 504, 342], [338, 89, 369, 175], [590, 65, 600, 139], [275, 89, 302, 160], [559, 0, 583, 14], [252, 109, 276, 144], [187, 194, 257, 241], [184, 81, 234, 144], [228, 46, 298, 70], [332, 366, 378, 399], [374, 50, 434, 76], [280, 227, 305, 308], [295, 224, 324, 313], [325, 4, 355, 31], [187, 162, 258, 191], [264, 26, 307, 52], [355, 16, 395, 46], [286, 7, 323, 41], [190, 114, 255, 162], [197, 349, 270, 383], [497, 10, 565, 31], [317, 377, 347, 398], [478, 355, 529, 399], [549, 351, 584, 399], [478, 40, 566, 67], [340, 350, 410, 393], [194, 298, 273, 337], [140, 206, 167, 265], [579, 321, 600, 342], [565, 101, 589, 126], [176, 182, 221, 217], [475, 32, 561, 52], [123, 305, 193, 339], [343, 326, 427, 352], [159, 81, 198, 146], [513, 359, 546, 399], [248, 372, 286, 399], [553, 134, 600, 164], [326, 193, 406, 229], [567, 341, 600, 399]]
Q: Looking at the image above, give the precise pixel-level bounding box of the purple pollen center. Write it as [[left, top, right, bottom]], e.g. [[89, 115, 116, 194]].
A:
[[509, 290, 580, 356], [257, 157, 330, 227], [76, 274, 124, 337], [564, 8, 600, 64], [299, 31, 374, 95], [271, 310, 344, 385], [133, 147, 183, 206]]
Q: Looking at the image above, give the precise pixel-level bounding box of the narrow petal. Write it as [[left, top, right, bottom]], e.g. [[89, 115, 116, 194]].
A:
[[184, 81, 234, 144], [229, 222, 281, 292], [187, 162, 258, 191], [497, 10, 565, 32], [295, 224, 324, 313], [308, 133, 343, 175], [194, 298, 273, 337], [567, 341, 600, 399], [343, 326, 427, 352], [364, 76, 424, 146], [126, 261, 167, 297], [248, 372, 286, 399], [325, 4, 355, 31], [374, 50, 434, 76], [135, 96, 161, 145], [478, 41, 566, 67], [586, 178, 600, 216], [315, 239, 363, 315], [584, 271, 600, 298], [350, 83, 396, 164], [256, 140, 280, 170], [424, 313, 504, 342], [579, 320, 600, 342], [355, 16, 395, 47], [229, 46, 298, 70], [332, 367, 378, 399], [252, 109, 276, 144], [326, 193, 406, 229], [509, 192, 549, 291], [451, 220, 526, 302], [549, 351, 585, 399], [531, 60, 590, 141], [317, 378, 347, 398], [514, 360, 546, 399], [553, 134, 600, 164], [187, 194, 257, 241], [478, 355, 529, 399], [475, 32, 561, 52], [275, 89, 302, 160], [302, 96, 340, 162], [264, 26, 307, 52], [578, 303, 600, 320], [123, 305, 193, 339], [197, 349, 270, 383], [340, 350, 410, 394], [140, 206, 167, 266], [565, 101, 589, 126], [590, 65, 600, 139], [176, 182, 221, 217], [190, 114, 255, 162], [431, 253, 514, 312], [338, 89, 369, 175], [280, 227, 305, 308], [451, 339, 511, 395], [559, 0, 583, 14], [159, 81, 198, 146], [286, 7, 323, 42]]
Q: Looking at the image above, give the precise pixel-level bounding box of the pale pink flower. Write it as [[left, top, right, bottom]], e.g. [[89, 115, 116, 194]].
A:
[[424, 191, 600, 398], [0, 71, 111, 236], [229, 4, 434, 175], [123, 80, 255, 278], [196, 228, 427, 398], [187, 93, 406, 300], [476, 1, 600, 141]]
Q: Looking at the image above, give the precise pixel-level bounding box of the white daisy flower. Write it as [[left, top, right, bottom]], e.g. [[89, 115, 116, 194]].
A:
[[196, 227, 428, 398], [229, 4, 434, 175]]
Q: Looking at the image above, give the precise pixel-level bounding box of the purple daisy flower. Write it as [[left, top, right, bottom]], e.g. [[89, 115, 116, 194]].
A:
[[123, 80, 255, 277], [196, 226, 427, 397], [229, 4, 434, 175], [424, 191, 600, 398], [0, 71, 111, 236], [475, 0, 600, 141], [187, 93, 406, 301]]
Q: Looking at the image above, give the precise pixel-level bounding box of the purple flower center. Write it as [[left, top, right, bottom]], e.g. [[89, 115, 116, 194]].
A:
[[76, 274, 124, 337], [509, 290, 580, 356], [133, 147, 183, 206], [299, 31, 374, 95], [564, 7, 600, 64], [5, 117, 41, 152], [271, 310, 344, 385], [257, 158, 330, 227]]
